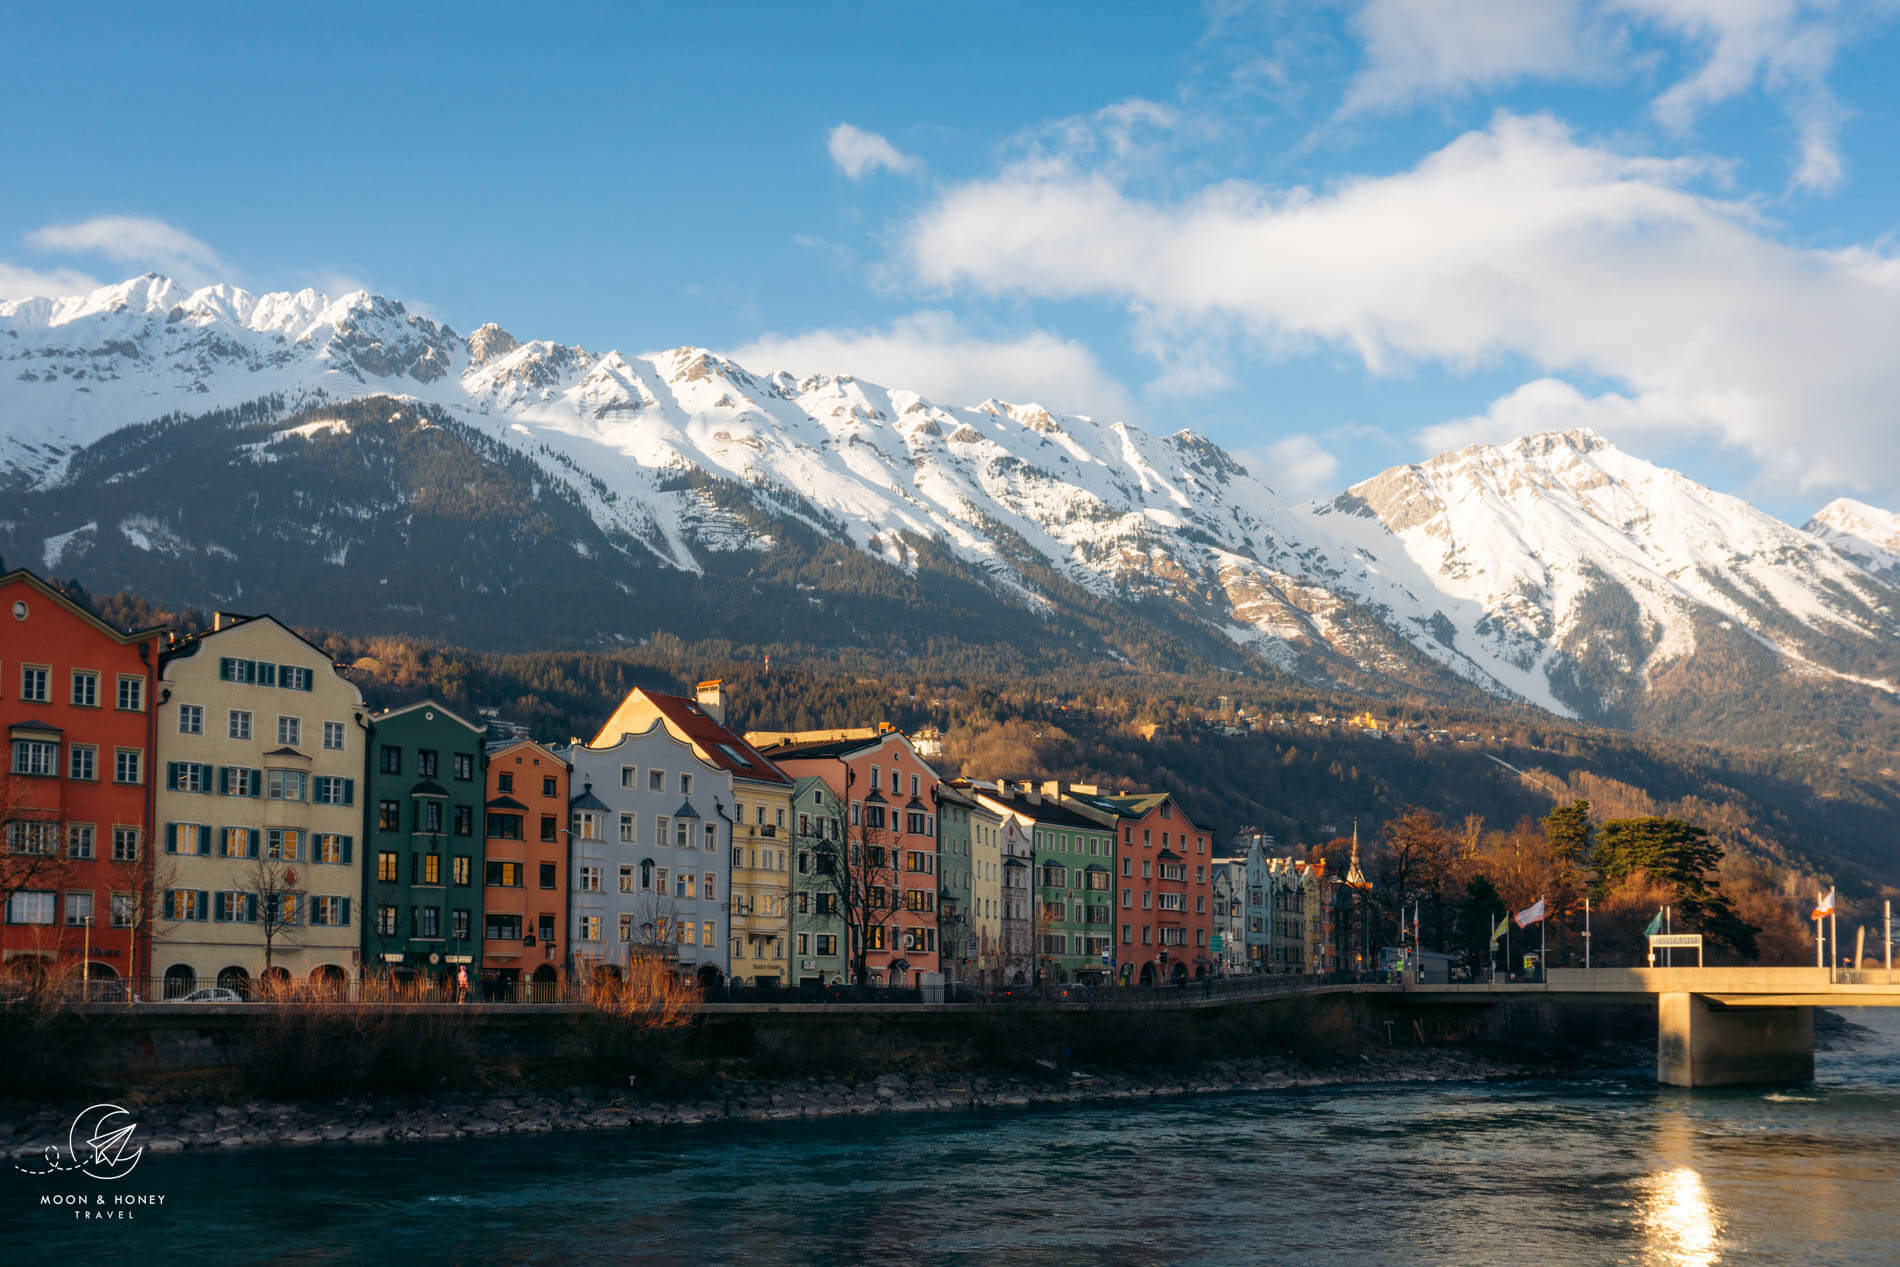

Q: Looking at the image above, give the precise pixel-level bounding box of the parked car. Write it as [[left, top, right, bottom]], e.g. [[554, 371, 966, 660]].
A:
[[175, 987, 244, 1003]]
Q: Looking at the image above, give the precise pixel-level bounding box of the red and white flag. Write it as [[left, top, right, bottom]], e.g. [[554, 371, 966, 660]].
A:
[[1514, 897, 1546, 929], [1813, 888, 1835, 920]]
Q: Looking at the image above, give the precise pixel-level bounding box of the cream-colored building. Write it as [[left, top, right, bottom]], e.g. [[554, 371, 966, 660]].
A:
[[152, 615, 367, 996], [591, 680, 793, 986], [970, 797, 1004, 986]]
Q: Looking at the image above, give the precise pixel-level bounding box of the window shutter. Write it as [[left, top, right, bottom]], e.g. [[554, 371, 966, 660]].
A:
[[197, 825, 212, 854], [342, 778, 354, 806], [166, 763, 181, 791], [196, 890, 210, 921], [165, 824, 177, 854], [341, 836, 353, 865], [197, 763, 214, 789], [162, 890, 174, 920], [340, 897, 351, 926], [213, 891, 228, 923], [219, 766, 231, 796], [247, 829, 260, 859], [249, 768, 262, 798], [245, 893, 258, 923]]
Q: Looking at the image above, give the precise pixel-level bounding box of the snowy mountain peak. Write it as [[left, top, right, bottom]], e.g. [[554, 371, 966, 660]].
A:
[[1807, 497, 1900, 579]]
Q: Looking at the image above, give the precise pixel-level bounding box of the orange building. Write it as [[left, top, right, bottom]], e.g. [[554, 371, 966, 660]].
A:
[[480, 739, 570, 1000], [1, 570, 165, 995]]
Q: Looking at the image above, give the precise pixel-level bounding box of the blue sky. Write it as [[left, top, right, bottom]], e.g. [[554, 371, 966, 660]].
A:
[[6, 1, 1900, 519]]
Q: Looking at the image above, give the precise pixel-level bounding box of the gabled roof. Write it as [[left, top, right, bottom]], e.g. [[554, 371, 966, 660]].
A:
[[486, 738, 568, 767], [1066, 788, 1199, 829], [570, 784, 611, 813], [976, 786, 1103, 830], [671, 799, 701, 820], [158, 614, 360, 705], [486, 795, 528, 811], [372, 698, 483, 736], [639, 692, 790, 785], [410, 779, 448, 798], [1, 569, 168, 645]]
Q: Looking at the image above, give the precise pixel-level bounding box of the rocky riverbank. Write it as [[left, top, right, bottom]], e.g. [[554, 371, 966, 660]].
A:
[[1, 1044, 1646, 1159]]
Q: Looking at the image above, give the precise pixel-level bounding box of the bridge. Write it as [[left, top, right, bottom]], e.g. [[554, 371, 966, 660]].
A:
[[1406, 967, 1900, 1086]]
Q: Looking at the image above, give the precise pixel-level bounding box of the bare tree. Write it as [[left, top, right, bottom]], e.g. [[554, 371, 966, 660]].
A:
[[246, 854, 302, 979], [814, 814, 903, 986], [102, 844, 176, 999], [0, 773, 70, 931]]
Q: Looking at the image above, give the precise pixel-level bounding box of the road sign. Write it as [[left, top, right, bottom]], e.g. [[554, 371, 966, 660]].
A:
[[1648, 934, 1703, 948], [1210, 934, 1225, 951]]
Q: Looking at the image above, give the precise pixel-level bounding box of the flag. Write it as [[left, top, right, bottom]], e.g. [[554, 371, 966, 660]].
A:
[[1643, 908, 1665, 938], [1490, 914, 1510, 945], [1813, 888, 1835, 920], [1514, 897, 1546, 929]]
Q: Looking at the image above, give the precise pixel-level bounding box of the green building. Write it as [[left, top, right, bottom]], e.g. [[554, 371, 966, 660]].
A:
[[972, 784, 1115, 985], [362, 700, 487, 993], [788, 775, 848, 986]]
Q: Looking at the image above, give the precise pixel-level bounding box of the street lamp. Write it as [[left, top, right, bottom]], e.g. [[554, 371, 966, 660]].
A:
[[81, 914, 91, 1002]]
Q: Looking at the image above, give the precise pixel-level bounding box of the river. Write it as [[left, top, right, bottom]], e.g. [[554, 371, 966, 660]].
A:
[[10, 1010, 1900, 1264]]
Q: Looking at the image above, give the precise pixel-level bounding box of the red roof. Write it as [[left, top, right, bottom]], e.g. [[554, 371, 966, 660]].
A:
[[641, 691, 791, 785]]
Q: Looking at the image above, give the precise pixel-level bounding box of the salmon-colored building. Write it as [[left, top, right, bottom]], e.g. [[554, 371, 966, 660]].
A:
[[752, 729, 941, 987], [480, 739, 569, 1000], [1, 570, 165, 995], [1063, 787, 1217, 983]]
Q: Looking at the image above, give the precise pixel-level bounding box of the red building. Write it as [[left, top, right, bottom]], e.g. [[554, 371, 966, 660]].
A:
[[752, 730, 942, 987], [1063, 787, 1217, 982], [1, 571, 165, 995], [481, 739, 570, 1000]]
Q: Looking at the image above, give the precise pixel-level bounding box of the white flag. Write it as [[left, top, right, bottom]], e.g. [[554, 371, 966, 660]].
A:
[[1514, 897, 1546, 929], [1813, 888, 1835, 920]]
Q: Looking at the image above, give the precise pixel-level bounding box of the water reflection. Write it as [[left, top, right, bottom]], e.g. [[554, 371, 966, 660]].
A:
[[1638, 1167, 1723, 1266]]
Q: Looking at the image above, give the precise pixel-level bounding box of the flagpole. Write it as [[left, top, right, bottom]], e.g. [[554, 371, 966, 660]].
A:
[[1540, 896, 1546, 983], [1584, 896, 1591, 970], [1831, 907, 1838, 981], [1665, 904, 1672, 968]]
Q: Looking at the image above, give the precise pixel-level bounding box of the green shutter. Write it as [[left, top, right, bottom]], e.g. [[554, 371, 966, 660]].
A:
[[247, 829, 260, 859], [218, 766, 231, 796], [340, 897, 351, 926], [244, 894, 258, 923], [196, 890, 210, 922], [342, 778, 354, 806], [249, 768, 262, 798], [197, 825, 212, 854], [197, 763, 214, 790], [162, 890, 174, 920], [341, 836, 353, 864], [165, 824, 177, 854], [165, 763, 181, 791]]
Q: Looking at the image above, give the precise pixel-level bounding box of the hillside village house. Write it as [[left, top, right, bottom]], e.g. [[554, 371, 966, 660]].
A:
[[153, 614, 366, 997], [481, 739, 569, 1000], [561, 720, 733, 988], [362, 701, 486, 994], [592, 682, 791, 986], [1, 571, 163, 996]]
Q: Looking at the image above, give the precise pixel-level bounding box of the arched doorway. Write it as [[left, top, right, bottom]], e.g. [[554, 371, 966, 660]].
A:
[[217, 966, 251, 998], [887, 960, 909, 988], [260, 966, 291, 998], [1171, 962, 1188, 982], [531, 964, 559, 1003], [696, 964, 723, 991], [1138, 963, 1156, 986], [4, 956, 51, 993], [311, 964, 348, 997], [163, 964, 196, 999], [83, 962, 123, 1001]]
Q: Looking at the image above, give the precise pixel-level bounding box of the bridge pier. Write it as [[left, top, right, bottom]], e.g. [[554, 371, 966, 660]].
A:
[[1656, 992, 1812, 1087]]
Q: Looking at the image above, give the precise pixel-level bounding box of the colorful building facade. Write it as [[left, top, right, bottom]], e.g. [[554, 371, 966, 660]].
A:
[[152, 615, 366, 997], [789, 775, 848, 985], [481, 739, 569, 1000], [362, 701, 486, 992], [973, 783, 1114, 985], [1065, 786, 1216, 983], [1, 571, 162, 995]]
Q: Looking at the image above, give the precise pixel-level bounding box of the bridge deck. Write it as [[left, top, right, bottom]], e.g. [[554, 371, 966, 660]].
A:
[[1404, 966, 1900, 1007]]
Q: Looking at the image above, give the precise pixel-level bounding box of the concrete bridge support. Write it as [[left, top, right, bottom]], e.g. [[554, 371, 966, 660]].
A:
[[1657, 992, 1812, 1087]]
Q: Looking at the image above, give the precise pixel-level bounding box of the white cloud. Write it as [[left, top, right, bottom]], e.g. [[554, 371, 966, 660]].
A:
[[1416, 377, 1692, 453], [902, 111, 1900, 496], [25, 215, 229, 288], [1246, 434, 1344, 501], [1613, 0, 1854, 192], [0, 262, 104, 301], [727, 311, 1136, 420], [827, 124, 923, 180], [1343, 0, 1595, 113]]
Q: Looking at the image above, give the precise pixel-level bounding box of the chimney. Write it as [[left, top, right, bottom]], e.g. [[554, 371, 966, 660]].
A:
[[695, 678, 726, 724], [1040, 779, 1064, 800], [213, 611, 248, 631]]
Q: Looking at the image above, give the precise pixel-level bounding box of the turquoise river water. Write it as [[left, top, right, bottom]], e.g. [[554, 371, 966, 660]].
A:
[[7, 1009, 1900, 1264]]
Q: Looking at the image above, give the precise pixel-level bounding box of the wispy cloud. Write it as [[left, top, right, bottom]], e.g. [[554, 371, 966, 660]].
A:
[[25, 215, 229, 288], [827, 124, 924, 180], [0, 262, 104, 301]]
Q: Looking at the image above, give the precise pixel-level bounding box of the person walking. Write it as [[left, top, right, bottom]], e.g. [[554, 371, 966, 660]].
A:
[[457, 964, 470, 1003]]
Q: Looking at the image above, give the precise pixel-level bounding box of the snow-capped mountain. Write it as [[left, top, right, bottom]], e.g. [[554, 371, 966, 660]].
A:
[[6, 274, 1900, 747]]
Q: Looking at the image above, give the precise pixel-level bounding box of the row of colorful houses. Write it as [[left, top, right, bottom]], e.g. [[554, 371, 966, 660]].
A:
[[1, 569, 1236, 999]]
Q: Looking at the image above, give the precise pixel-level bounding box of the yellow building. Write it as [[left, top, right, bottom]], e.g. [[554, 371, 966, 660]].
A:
[[590, 680, 793, 987], [152, 615, 367, 997]]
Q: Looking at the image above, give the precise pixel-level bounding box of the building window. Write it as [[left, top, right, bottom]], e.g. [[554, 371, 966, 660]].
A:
[[417, 750, 438, 778], [580, 915, 601, 941], [113, 749, 143, 785], [679, 772, 693, 796], [572, 811, 602, 842], [416, 906, 440, 938], [541, 776, 557, 797], [705, 823, 718, 852], [498, 772, 515, 793], [67, 824, 96, 859], [281, 666, 313, 691], [223, 767, 258, 797], [485, 912, 524, 941], [267, 769, 307, 801], [675, 819, 691, 850], [451, 908, 470, 940], [110, 893, 133, 928], [675, 872, 695, 899], [7, 821, 58, 855], [539, 862, 556, 890], [166, 890, 202, 923], [277, 716, 301, 746], [640, 859, 654, 890], [620, 765, 636, 788], [540, 815, 557, 843], [487, 813, 524, 840], [453, 753, 473, 782], [648, 770, 665, 791], [71, 670, 99, 708], [115, 676, 144, 712], [178, 704, 204, 735], [380, 745, 402, 775], [453, 805, 473, 836], [617, 864, 634, 892], [111, 828, 139, 862], [267, 829, 302, 861], [67, 745, 96, 782], [618, 813, 635, 844], [317, 834, 347, 864], [313, 896, 347, 926], [323, 721, 346, 751], [6, 891, 55, 925], [420, 853, 442, 885], [377, 905, 399, 936], [617, 913, 633, 943], [20, 665, 50, 702], [578, 865, 601, 892], [12, 739, 57, 776], [228, 710, 252, 741], [378, 801, 400, 832], [453, 856, 471, 886], [218, 891, 252, 923], [378, 852, 399, 883], [313, 776, 354, 806], [419, 802, 443, 834]]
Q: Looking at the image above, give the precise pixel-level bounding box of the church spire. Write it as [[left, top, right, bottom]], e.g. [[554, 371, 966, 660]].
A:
[[1346, 819, 1369, 889]]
